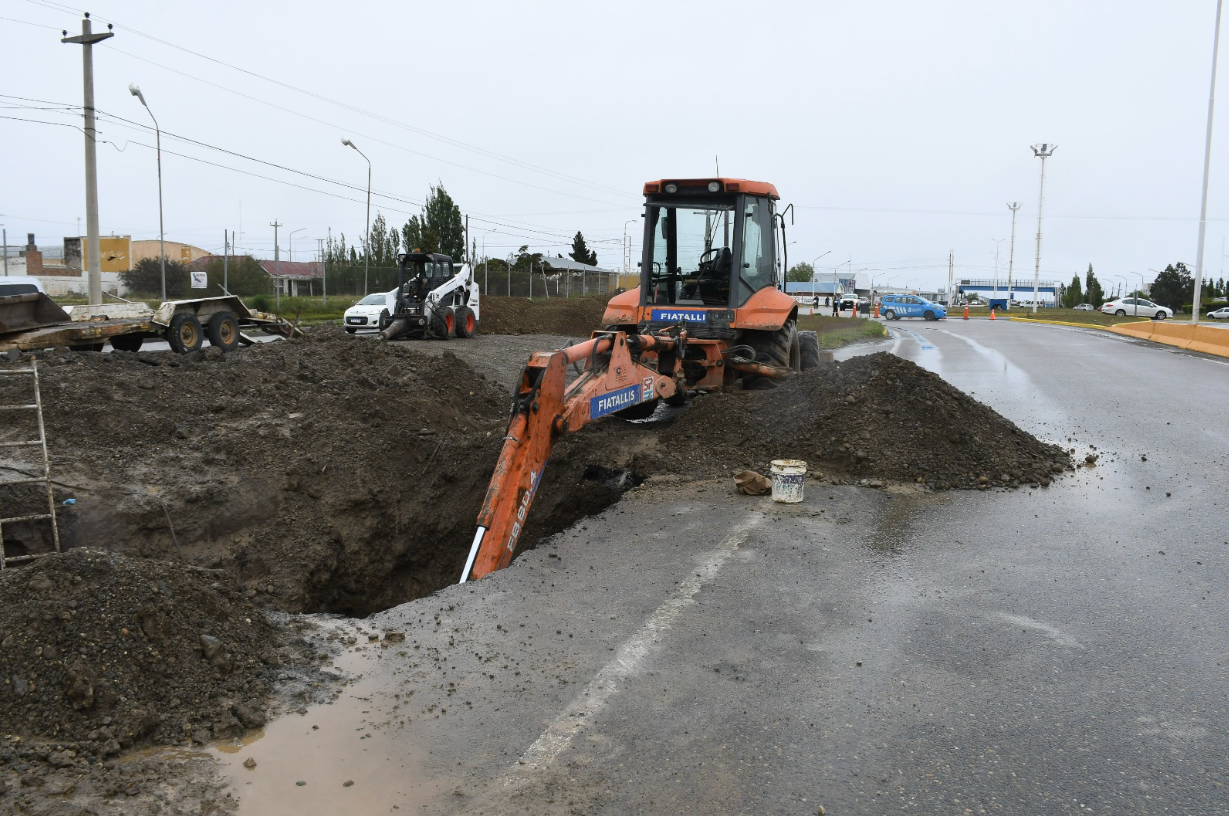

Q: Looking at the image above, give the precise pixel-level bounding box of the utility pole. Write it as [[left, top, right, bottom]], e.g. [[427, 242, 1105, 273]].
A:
[[270, 220, 282, 309], [317, 238, 326, 306], [1006, 202, 1021, 301], [62, 13, 114, 306], [223, 229, 228, 293], [1030, 144, 1057, 314], [1192, 0, 1223, 324], [948, 250, 954, 304]]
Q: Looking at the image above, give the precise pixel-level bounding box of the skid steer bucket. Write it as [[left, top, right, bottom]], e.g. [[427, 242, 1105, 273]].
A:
[[0, 293, 71, 335]]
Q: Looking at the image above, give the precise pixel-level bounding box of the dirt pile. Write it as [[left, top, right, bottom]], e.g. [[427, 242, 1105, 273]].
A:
[[479, 295, 610, 336], [0, 548, 318, 754], [0, 327, 512, 616], [643, 352, 1070, 488]]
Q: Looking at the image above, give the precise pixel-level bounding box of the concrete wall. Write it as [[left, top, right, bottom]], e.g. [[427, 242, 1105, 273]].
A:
[[131, 240, 210, 265]]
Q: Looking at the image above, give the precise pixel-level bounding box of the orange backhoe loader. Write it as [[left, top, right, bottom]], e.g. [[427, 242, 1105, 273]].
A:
[[460, 178, 822, 582]]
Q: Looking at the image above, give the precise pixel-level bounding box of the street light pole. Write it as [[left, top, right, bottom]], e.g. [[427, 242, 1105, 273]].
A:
[[1007, 202, 1021, 300], [992, 238, 1005, 305], [341, 138, 372, 295], [128, 84, 166, 302], [289, 227, 305, 263], [1030, 143, 1057, 314], [809, 250, 832, 302], [63, 14, 114, 306], [623, 219, 637, 278]]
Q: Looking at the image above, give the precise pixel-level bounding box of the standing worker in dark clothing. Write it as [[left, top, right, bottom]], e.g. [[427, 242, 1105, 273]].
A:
[[831, 295, 839, 316]]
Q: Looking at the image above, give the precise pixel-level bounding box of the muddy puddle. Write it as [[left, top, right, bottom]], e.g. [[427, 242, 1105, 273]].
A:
[[212, 621, 455, 814]]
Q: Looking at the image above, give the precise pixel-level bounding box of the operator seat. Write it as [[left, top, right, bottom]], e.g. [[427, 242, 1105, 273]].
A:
[[698, 247, 732, 305]]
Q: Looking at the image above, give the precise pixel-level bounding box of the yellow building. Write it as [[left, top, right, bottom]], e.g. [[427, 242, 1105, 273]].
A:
[[131, 240, 210, 266], [63, 235, 130, 272]]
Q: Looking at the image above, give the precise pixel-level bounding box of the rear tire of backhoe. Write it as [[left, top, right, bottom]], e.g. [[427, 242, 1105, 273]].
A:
[[800, 330, 821, 371]]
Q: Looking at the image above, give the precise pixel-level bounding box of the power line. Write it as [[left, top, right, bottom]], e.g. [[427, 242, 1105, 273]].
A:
[[21, 0, 632, 201]]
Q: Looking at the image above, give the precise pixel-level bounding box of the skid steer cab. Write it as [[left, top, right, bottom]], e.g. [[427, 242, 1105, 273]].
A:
[[461, 178, 826, 583], [379, 251, 480, 341]]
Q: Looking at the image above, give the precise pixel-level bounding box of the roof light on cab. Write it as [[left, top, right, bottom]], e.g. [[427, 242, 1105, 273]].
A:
[[664, 183, 678, 194]]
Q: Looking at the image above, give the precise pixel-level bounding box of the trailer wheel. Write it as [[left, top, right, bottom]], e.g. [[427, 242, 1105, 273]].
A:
[[800, 330, 821, 371], [167, 312, 203, 353], [455, 306, 477, 338], [110, 334, 144, 353], [206, 311, 240, 351]]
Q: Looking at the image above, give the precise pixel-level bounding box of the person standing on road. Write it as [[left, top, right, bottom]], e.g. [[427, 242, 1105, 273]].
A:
[[831, 295, 839, 317]]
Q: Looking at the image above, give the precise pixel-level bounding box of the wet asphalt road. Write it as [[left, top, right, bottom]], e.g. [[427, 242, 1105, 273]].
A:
[[226, 319, 1229, 815]]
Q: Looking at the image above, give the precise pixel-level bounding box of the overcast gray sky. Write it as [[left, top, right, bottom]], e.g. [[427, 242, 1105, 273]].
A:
[[3, 0, 1228, 293]]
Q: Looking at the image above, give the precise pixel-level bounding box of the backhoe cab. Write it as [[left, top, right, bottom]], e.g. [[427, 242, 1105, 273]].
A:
[[602, 178, 807, 385]]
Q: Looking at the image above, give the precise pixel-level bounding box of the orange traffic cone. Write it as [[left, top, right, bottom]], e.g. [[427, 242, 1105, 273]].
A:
[[990, 307, 996, 321], [963, 305, 969, 320]]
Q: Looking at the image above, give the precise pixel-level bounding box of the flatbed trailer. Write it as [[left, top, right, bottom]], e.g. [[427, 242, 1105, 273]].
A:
[[0, 294, 302, 354]]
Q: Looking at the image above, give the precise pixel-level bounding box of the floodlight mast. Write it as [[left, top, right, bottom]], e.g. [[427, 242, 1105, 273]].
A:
[[1030, 144, 1056, 314]]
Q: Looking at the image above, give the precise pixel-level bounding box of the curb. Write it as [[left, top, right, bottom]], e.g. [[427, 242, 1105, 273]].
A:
[[1009, 316, 1229, 359]]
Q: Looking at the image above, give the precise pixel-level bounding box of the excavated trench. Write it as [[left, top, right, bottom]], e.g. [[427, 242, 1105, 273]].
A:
[[0, 310, 1072, 619]]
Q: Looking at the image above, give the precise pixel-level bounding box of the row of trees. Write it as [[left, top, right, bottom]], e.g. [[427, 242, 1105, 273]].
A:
[[1063, 262, 1228, 312], [119, 183, 613, 300]]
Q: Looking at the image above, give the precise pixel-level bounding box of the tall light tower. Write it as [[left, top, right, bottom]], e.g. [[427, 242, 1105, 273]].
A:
[[62, 14, 114, 306], [1192, 0, 1223, 324], [1006, 202, 1021, 301], [1030, 144, 1057, 313]]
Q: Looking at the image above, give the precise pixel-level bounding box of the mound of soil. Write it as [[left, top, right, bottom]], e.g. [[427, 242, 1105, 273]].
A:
[[479, 295, 610, 336], [644, 352, 1070, 489], [0, 548, 313, 756], [0, 328, 512, 617]]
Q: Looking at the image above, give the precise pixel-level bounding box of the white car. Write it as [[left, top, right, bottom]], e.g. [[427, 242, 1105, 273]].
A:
[[1073, 303, 1095, 311], [343, 290, 396, 333], [1100, 297, 1171, 319], [1207, 306, 1229, 320]]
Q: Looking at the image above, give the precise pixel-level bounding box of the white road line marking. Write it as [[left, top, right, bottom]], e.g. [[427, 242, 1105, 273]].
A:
[[996, 613, 1084, 648], [500, 513, 765, 789]]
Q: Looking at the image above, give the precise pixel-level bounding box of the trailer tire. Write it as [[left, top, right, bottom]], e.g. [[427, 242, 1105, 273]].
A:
[[800, 330, 821, 371], [455, 306, 477, 338], [167, 313, 204, 353], [110, 334, 144, 352], [206, 311, 240, 351]]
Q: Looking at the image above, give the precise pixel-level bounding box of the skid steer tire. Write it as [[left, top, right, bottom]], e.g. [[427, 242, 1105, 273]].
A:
[[430, 308, 454, 340], [800, 330, 821, 371], [167, 312, 204, 353], [206, 311, 240, 352], [455, 306, 477, 338]]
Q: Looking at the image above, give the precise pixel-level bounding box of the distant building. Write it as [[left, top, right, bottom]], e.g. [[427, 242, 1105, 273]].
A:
[[2, 233, 121, 297]]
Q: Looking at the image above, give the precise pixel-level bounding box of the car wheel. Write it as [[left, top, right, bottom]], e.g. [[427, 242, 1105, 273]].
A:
[[1115, 309, 1126, 316], [1155, 311, 1167, 320], [924, 310, 936, 321], [345, 328, 357, 334], [884, 310, 896, 320]]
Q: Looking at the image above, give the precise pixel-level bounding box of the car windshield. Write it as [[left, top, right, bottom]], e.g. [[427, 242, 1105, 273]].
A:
[[357, 293, 386, 305]]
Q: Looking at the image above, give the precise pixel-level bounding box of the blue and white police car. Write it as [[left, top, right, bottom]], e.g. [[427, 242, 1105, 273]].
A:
[[879, 294, 947, 321]]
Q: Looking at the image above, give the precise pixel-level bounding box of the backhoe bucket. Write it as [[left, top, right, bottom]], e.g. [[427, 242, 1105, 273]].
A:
[[0, 294, 71, 335]]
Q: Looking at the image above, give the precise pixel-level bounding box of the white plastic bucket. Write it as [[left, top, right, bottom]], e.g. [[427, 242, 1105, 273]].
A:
[[770, 459, 806, 503]]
